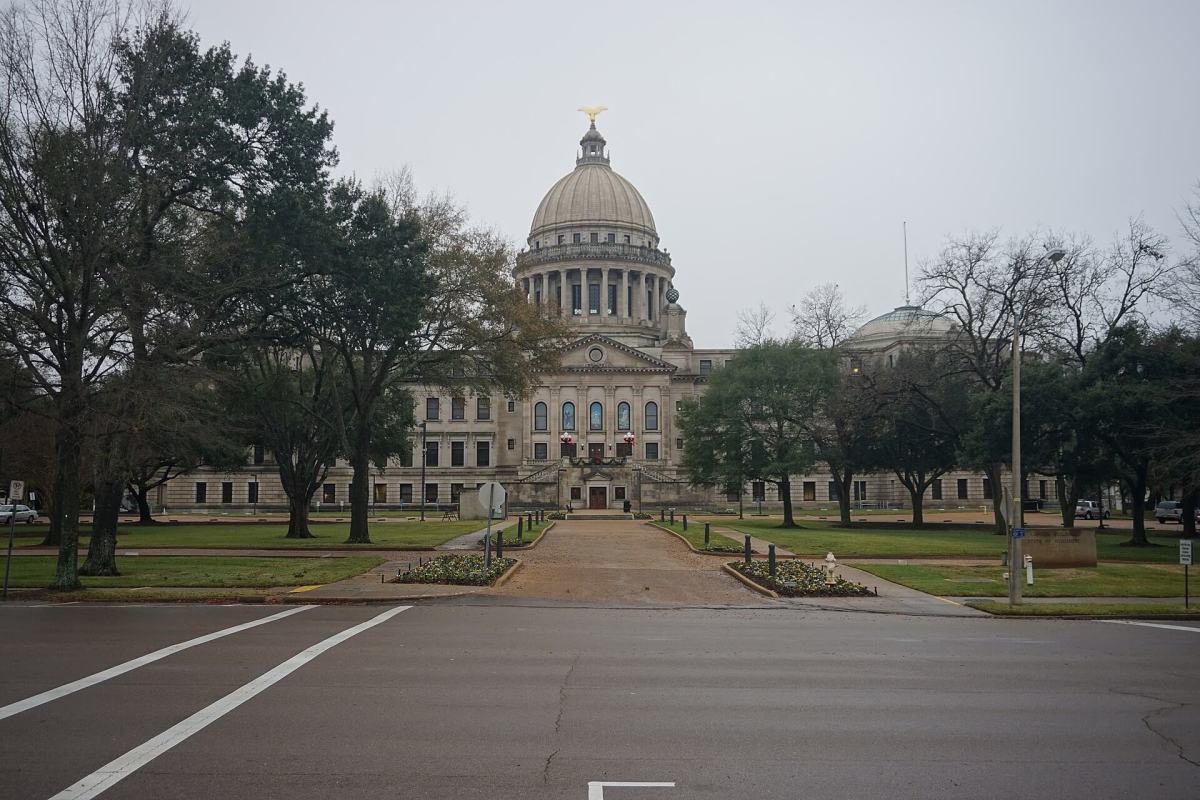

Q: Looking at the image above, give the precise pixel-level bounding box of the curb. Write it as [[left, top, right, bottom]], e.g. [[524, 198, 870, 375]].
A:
[[721, 563, 779, 598], [502, 521, 555, 551], [647, 522, 754, 557], [493, 558, 524, 587]]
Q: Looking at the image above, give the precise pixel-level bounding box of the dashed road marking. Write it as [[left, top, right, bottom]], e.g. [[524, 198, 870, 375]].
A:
[[49, 605, 411, 800], [0, 606, 313, 722], [588, 781, 676, 799]]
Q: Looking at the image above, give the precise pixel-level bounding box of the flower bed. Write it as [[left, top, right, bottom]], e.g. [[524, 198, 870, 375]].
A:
[[730, 559, 873, 597], [394, 554, 515, 586]]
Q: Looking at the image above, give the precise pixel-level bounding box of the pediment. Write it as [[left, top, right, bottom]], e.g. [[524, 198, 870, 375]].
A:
[[559, 334, 677, 373], [581, 468, 615, 481]]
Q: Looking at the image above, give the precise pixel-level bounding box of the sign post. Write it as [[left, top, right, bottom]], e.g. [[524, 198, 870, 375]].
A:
[[4, 480, 25, 600], [477, 481, 507, 573], [1181, 539, 1192, 609]]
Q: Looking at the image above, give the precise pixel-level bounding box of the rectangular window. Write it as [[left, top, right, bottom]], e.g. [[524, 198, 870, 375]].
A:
[[194, 482, 207, 503], [614, 486, 626, 500], [828, 481, 840, 501], [507, 438, 515, 450], [590, 232, 598, 243], [451, 441, 465, 467], [534, 442, 548, 460], [752, 481, 766, 501], [561, 441, 577, 457], [1039, 479, 1047, 500], [426, 397, 439, 420], [588, 284, 600, 314], [606, 232, 615, 244], [247, 482, 259, 505], [451, 483, 464, 504], [451, 397, 465, 420], [645, 442, 659, 460], [425, 483, 438, 503], [572, 233, 581, 244], [373, 483, 387, 503], [803, 481, 816, 502], [558, 234, 565, 245], [476, 441, 490, 467], [608, 284, 617, 314], [477, 396, 491, 420], [853, 480, 867, 501], [572, 284, 582, 313], [221, 482, 233, 504], [676, 400, 683, 411], [399, 447, 414, 468], [983, 477, 993, 500], [322, 483, 335, 504], [252, 445, 265, 465], [399, 484, 413, 504], [726, 489, 740, 502], [957, 478, 969, 500], [507, 399, 516, 413], [570, 486, 582, 500], [616, 442, 632, 457], [627, 286, 633, 315], [676, 437, 684, 450], [699, 359, 712, 376], [425, 441, 439, 467], [931, 479, 942, 501], [624, 234, 631, 244]]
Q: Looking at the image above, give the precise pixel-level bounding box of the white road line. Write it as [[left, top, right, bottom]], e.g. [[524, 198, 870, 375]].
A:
[[1099, 620, 1200, 634], [0, 606, 313, 722], [588, 781, 676, 799], [49, 605, 411, 800]]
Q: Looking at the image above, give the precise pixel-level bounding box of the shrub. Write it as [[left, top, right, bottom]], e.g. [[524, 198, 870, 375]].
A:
[[395, 554, 515, 586], [731, 560, 873, 597]]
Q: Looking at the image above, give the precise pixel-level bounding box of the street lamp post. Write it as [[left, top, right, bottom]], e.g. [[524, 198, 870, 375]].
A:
[[1009, 248, 1065, 607], [419, 421, 428, 522]]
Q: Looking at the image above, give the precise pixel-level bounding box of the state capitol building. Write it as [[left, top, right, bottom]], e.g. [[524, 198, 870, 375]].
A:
[[164, 115, 1039, 514]]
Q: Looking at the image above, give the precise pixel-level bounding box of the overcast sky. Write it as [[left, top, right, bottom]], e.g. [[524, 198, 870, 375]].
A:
[[187, 0, 1200, 346]]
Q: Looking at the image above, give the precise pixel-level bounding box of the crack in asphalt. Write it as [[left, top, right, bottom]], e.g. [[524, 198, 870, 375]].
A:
[[556, 654, 580, 734], [542, 749, 558, 784], [1111, 688, 1199, 768]]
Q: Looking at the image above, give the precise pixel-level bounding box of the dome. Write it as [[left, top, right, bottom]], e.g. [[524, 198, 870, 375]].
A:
[[849, 305, 956, 346], [528, 123, 657, 242]]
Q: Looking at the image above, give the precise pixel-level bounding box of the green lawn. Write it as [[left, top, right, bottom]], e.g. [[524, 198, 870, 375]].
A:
[[653, 521, 744, 552], [718, 518, 1180, 562], [4, 556, 384, 588], [967, 601, 1200, 617], [16, 520, 488, 550], [851, 562, 1189, 597], [498, 520, 552, 546]]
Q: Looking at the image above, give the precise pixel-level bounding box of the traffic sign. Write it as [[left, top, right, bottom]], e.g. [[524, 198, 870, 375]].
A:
[[1181, 539, 1193, 566], [1011, 527, 1025, 538], [8, 481, 24, 502], [477, 481, 506, 519]]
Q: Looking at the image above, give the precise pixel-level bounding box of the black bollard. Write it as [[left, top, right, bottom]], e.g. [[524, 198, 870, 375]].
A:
[[496, 526, 503, 559], [670, 509, 675, 525], [768, 544, 776, 577], [744, 534, 752, 564], [518, 522, 524, 544], [683, 514, 688, 531], [538, 508, 543, 523], [528, 511, 533, 529], [660, 508, 665, 521], [517, 517, 523, 536], [704, 523, 710, 546]]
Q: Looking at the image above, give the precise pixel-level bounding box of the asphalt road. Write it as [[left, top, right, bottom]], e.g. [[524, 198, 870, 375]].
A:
[[3, 601, 1199, 799]]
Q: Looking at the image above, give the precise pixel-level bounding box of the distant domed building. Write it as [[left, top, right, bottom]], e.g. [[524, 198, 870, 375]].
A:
[[162, 115, 1029, 516]]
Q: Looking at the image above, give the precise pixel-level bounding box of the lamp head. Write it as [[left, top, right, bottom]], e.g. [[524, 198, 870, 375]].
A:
[[1047, 248, 1066, 263]]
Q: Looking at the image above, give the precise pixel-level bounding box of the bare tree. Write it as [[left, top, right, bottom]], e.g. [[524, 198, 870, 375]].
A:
[[789, 283, 866, 350], [734, 302, 776, 348], [1171, 184, 1200, 331]]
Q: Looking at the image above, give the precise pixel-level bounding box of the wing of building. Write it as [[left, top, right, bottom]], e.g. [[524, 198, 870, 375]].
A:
[[162, 118, 1063, 514]]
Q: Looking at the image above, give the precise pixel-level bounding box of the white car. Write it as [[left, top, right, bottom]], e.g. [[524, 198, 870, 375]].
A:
[[0, 504, 39, 524], [1074, 500, 1110, 520]]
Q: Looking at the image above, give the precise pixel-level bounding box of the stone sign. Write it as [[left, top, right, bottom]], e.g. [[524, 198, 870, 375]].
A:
[[1021, 528, 1097, 568]]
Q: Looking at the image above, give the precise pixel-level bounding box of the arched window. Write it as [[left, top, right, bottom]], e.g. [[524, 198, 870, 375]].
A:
[[645, 401, 659, 430], [617, 401, 631, 431], [589, 401, 603, 431], [533, 402, 548, 431], [561, 401, 575, 431]]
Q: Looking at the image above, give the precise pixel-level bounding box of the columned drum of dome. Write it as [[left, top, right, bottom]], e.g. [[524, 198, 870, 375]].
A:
[[515, 118, 677, 342]]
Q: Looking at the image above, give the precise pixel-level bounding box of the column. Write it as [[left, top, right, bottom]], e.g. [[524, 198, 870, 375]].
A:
[[600, 267, 610, 317], [620, 269, 629, 319], [558, 269, 569, 316]]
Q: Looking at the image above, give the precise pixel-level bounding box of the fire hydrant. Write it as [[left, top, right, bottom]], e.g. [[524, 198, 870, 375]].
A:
[[824, 552, 838, 586]]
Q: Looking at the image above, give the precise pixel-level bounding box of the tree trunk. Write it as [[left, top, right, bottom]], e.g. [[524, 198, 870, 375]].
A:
[[837, 470, 853, 525], [985, 463, 1005, 534], [42, 462, 64, 547], [1125, 464, 1150, 546], [81, 479, 122, 576], [909, 485, 925, 526], [1059, 475, 1075, 529], [133, 484, 155, 524], [778, 477, 796, 528], [346, 423, 372, 543], [49, 393, 83, 591], [286, 489, 315, 539]]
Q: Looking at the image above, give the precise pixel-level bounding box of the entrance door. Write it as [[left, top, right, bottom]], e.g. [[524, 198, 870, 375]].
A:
[[588, 443, 604, 462], [588, 486, 607, 509]]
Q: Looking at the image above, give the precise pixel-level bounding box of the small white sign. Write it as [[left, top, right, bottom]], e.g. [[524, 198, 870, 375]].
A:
[[8, 480, 24, 502], [1181, 539, 1193, 566]]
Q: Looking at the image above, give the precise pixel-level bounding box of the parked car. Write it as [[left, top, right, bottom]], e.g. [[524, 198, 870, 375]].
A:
[[0, 504, 39, 524], [1155, 500, 1200, 524], [1074, 500, 1110, 520]]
